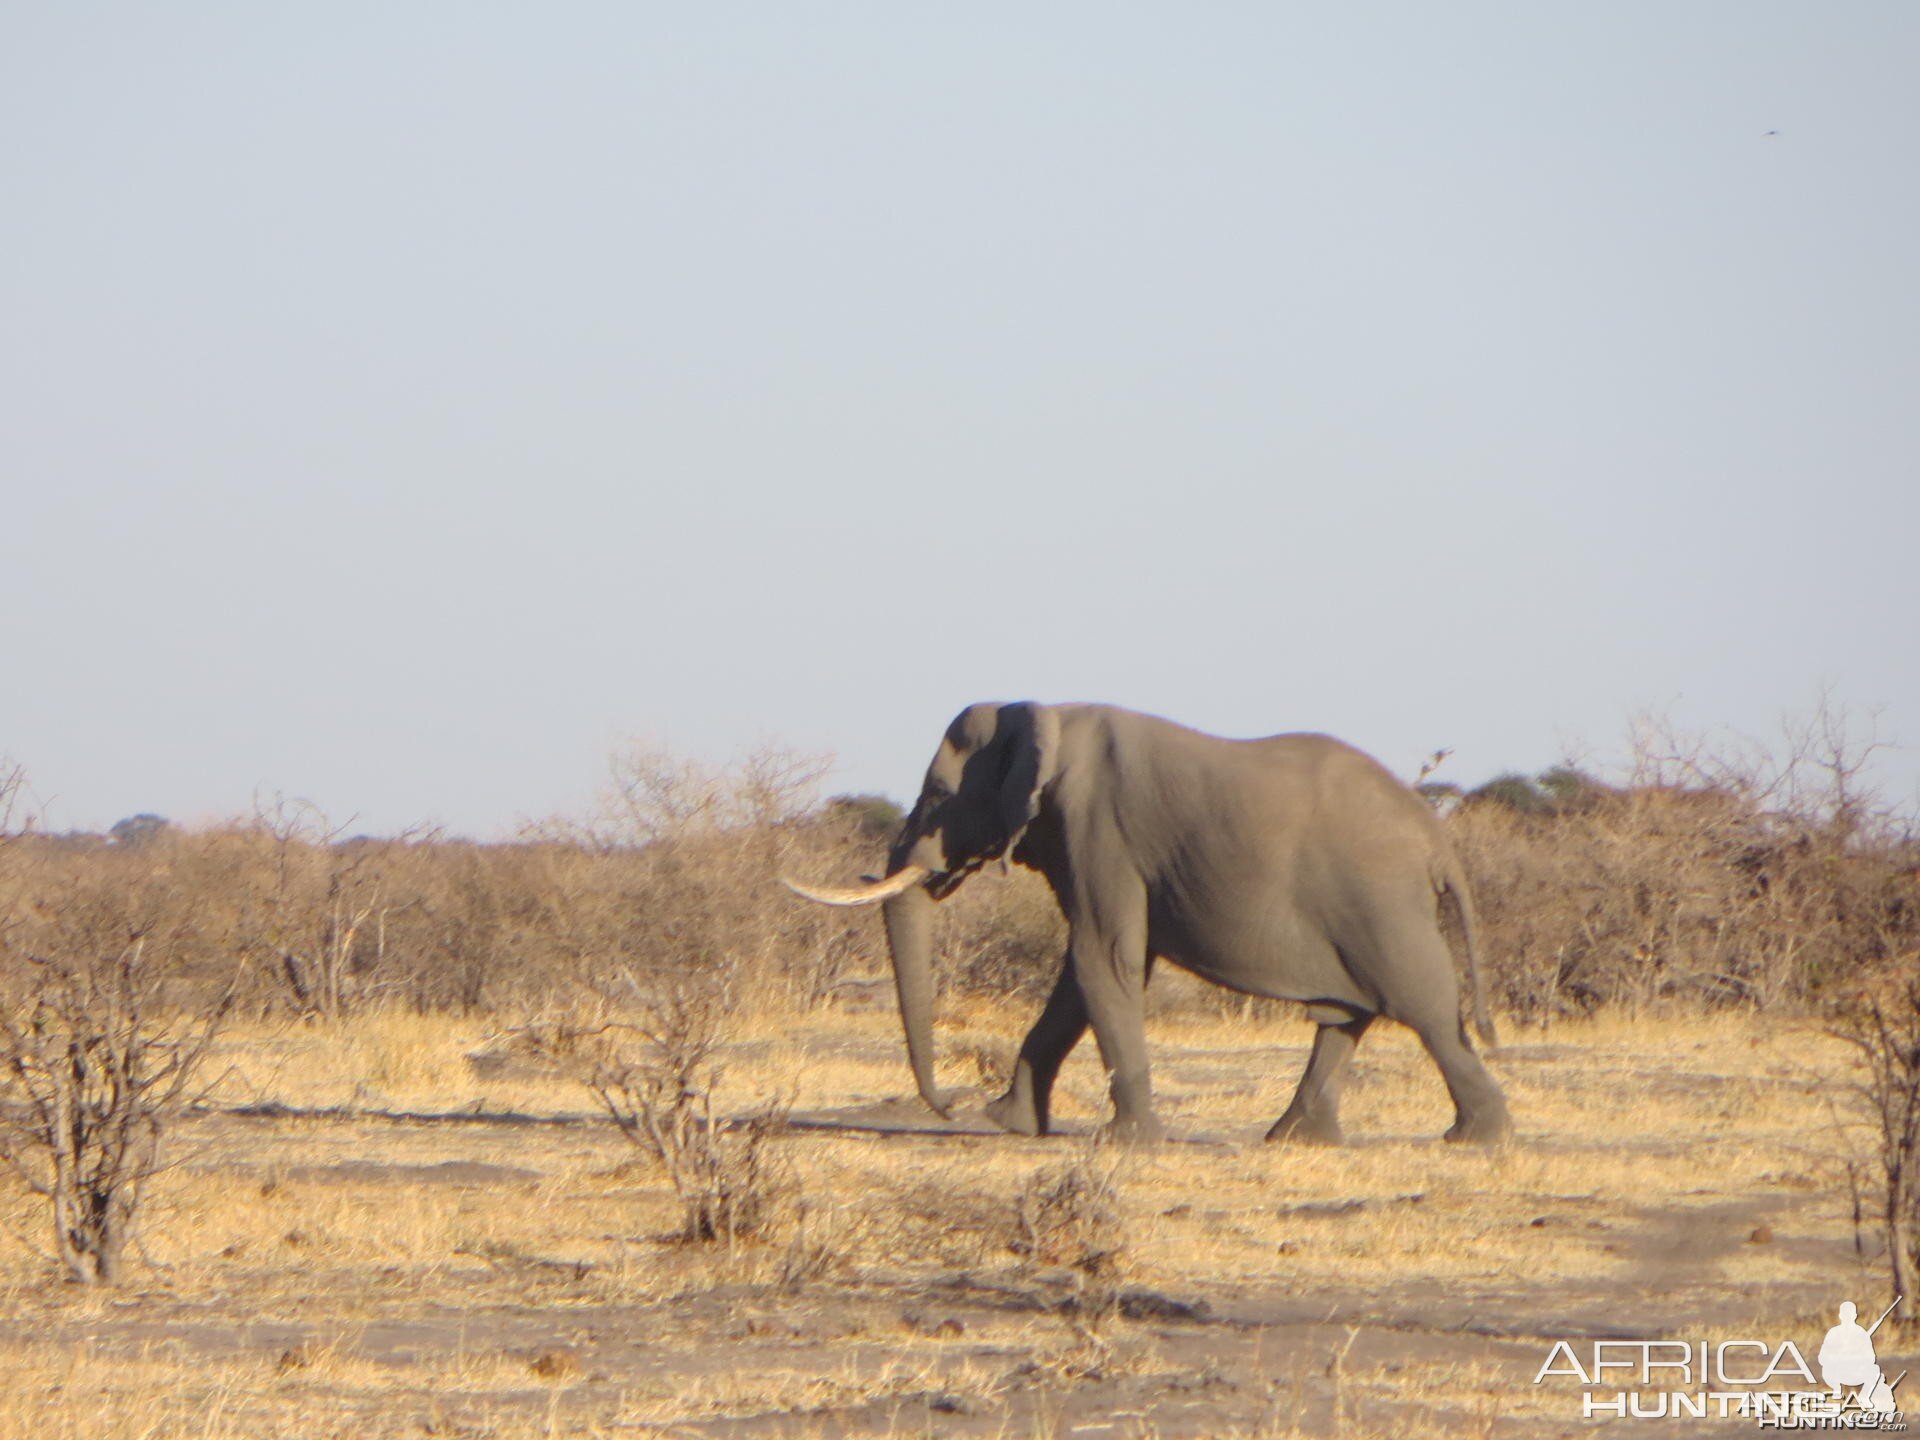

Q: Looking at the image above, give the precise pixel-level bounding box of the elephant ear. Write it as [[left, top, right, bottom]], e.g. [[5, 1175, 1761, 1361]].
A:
[[994, 703, 1059, 856]]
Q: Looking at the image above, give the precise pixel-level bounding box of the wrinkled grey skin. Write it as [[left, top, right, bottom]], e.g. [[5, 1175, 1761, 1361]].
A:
[[871, 702, 1510, 1145]]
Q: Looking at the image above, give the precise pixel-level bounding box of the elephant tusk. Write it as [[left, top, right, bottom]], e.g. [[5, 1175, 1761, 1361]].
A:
[[782, 864, 931, 907]]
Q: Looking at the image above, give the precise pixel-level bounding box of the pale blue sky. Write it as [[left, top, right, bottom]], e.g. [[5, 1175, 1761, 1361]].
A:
[[3, 4, 1916, 836]]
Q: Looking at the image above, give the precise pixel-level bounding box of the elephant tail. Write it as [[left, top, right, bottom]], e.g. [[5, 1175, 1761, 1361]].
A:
[[1435, 861, 1499, 1051]]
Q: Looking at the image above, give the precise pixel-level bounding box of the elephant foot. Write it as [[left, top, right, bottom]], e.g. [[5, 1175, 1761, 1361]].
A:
[[984, 1090, 1044, 1137], [1265, 1109, 1346, 1146], [1444, 1105, 1513, 1146]]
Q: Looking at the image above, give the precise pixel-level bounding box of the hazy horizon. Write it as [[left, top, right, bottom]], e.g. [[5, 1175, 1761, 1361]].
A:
[[5, 5, 1916, 838]]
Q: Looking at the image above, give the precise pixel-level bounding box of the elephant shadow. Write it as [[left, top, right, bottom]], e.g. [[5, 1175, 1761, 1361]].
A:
[[779, 1096, 1257, 1148]]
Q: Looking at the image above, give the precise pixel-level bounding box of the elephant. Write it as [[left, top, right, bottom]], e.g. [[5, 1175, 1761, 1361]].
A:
[[786, 702, 1510, 1145]]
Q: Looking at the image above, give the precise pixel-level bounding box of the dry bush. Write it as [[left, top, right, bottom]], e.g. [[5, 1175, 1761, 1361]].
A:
[[594, 741, 833, 843], [1454, 705, 1920, 1021], [1832, 977, 1920, 1321], [879, 1176, 1009, 1269], [937, 866, 1067, 1002], [0, 758, 26, 839], [0, 861, 232, 1284], [233, 796, 431, 1018], [385, 839, 546, 1013], [768, 1197, 875, 1293], [579, 973, 796, 1251], [527, 740, 883, 1011], [0, 745, 884, 1023], [1010, 1143, 1131, 1348]]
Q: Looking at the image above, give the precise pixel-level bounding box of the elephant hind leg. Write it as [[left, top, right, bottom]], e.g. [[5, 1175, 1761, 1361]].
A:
[[1402, 986, 1511, 1144], [1267, 1011, 1372, 1145], [1366, 924, 1513, 1144], [1430, 1034, 1512, 1145]]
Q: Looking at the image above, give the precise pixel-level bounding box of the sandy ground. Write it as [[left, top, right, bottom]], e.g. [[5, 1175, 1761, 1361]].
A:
[[0, 983, 1902, 1438]]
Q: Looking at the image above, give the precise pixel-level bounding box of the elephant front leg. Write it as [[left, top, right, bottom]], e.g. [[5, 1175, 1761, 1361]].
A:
[[1267, 1012, 1373, 1145], [984, 965, 1089, 1136], [1069, 918, 1165, 1143]]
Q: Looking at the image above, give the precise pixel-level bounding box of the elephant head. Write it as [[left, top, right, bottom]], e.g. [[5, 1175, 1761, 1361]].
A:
[[785, 702, 1059, 1118]]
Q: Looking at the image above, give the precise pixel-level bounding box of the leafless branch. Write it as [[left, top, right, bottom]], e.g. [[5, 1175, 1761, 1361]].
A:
[[0, 899, 234, 1285]]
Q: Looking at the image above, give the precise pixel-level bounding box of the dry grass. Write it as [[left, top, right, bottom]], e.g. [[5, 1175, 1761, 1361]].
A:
[[0, 1000, 1892, 1437]]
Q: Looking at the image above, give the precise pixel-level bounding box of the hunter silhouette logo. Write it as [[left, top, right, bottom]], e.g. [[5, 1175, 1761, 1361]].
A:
[[1819, 1300, 1904, 1415], [1533, 1295, 1908, 1426]]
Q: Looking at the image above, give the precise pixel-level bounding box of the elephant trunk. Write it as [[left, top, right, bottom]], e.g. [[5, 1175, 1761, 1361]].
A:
[[882, 882, 951, 1119]]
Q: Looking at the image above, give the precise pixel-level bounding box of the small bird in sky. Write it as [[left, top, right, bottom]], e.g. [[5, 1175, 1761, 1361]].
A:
[[1764, 129, 1780, 136]]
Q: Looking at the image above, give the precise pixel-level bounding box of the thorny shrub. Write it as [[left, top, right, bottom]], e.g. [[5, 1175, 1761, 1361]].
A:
[[1831, 976, 1920, 1322], [937, 866, 1067, 1004], [576, 972, 797, 1252], [0, 744, 881, 1018], [1011, 1143, 1132, 1350], [1455, 706, 1919, 1021], [0, 860, 233, 1284]]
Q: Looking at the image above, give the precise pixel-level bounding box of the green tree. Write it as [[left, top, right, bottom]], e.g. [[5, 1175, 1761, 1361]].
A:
[[1464, 774, 1549, 815], [825, 793, 905, 840], [108, 814, 171, 848]]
